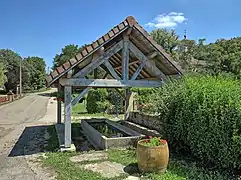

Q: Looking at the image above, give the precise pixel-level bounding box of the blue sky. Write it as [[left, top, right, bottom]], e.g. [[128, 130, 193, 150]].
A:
[[1, 0, 241, 69]]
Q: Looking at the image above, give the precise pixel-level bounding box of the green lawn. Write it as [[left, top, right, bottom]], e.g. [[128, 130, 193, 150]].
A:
[[41, 125, 232, 180]]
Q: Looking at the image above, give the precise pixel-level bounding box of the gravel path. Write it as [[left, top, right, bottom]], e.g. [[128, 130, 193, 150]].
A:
[[0, 90, 57, 180]]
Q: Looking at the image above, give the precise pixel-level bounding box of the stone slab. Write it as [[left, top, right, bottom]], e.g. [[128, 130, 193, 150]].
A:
[[70, 152, 108, 162], [80, 161, 126, 178]]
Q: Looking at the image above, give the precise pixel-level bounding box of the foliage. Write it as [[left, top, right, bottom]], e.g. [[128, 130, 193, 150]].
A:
[[107, 89, 124, 114], [22, 56, 46, 90], [52, 44, 87, 70], [0, 49, 21, 92], [151, 29, 179, 58], [131, 88, 156, 113], [86, 89, 109, 113], [0, 63, 7, 87], [151, 75, 241, 169], [141, 137, 167, 147]]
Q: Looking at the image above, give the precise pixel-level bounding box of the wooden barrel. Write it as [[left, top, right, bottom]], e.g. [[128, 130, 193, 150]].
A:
[[136, 139, 169, 173]]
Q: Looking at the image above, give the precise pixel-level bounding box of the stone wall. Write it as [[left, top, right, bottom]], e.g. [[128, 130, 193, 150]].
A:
[[127, 112, 164, 133]]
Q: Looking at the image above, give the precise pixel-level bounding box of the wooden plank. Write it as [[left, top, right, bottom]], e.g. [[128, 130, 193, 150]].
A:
[[129, 41, 167, 80], [57, 84, 62, 124], [131, 61, 147, 80], [64, 86, 72, 148], [71, 87, 90, 106], [104, 60, 121, 80], [73, 40, 123, 78], [59, 78, 163, 87], [115, 60, 140, 69], [122, 36, 129, 80]]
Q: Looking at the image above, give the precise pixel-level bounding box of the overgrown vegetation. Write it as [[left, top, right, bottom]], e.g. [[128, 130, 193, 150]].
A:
[[147, 75, 241, 170]]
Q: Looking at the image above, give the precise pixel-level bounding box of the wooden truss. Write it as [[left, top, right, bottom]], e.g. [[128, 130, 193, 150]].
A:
[[59, 35, 166, 148]]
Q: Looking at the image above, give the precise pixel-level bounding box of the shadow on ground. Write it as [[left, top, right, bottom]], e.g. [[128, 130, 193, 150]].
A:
[[72, 123, 94, 152], [8, 125, 54, 157]]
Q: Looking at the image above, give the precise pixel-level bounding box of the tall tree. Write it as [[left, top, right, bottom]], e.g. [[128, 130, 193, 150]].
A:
[[23, 57, 46, 90], [0, 49, 21, 92]]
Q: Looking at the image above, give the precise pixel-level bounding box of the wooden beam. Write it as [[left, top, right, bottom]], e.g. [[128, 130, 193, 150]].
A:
[[115, 60, 140, 70], [129, 41, 167, 80], [57, 84, 62, 124], [73, 40, 123, 78], [148, 52, 158, 59], [104, 60, 121, 80], [122, 36, 129, 81], [67, 69, 72, 78], [60, 78, 163, 87], [71, 87, 90, 106], [124, 89, 134, 120], [64, 85, 72, 148], [131, 61, 147, 80]]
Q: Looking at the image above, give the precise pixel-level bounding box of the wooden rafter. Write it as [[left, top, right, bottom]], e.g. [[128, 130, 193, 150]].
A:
[[129, 41, 167, 80], [114, 60, 140, 70], [73, 40, 123, 78]]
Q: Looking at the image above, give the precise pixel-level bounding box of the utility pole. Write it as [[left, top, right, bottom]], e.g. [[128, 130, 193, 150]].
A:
[[19, 59, 22, 96]]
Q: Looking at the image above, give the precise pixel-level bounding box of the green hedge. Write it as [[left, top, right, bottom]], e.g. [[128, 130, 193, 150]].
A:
[[152, 75, 241, 169], [86, 89, 109, 114]]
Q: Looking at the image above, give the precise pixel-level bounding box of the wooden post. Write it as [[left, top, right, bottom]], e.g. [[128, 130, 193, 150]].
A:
[[64, 85, 72, 148], [124, 88, 130, 120], [57, 84, 62, 124], [124, 89, 135, 120], [122, 35, 129, 81]]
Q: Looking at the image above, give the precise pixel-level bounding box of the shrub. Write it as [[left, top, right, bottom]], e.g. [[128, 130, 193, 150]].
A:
[[86, 89, 109, 113], [152, 75, 241, 169], [131, 88, 157, 113]]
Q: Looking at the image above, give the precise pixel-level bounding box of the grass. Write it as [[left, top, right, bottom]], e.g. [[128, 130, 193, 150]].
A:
[[41, 124, 234, 180], [71, 101, 124, 120]]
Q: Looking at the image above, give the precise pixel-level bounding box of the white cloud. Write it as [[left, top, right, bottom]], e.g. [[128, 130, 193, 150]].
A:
[[145, 12, 187, 28]]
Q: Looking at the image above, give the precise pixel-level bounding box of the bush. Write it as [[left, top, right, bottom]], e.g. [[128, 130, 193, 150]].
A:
[[131, 88, 156, 113], [86, 89, 109, 113], [152, 75, 241, 169]]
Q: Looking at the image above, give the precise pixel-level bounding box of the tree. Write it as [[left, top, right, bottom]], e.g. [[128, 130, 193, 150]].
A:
[[52, 44, 87, 70], [150, 29, 179, 57], [0, 63, 7, 87], [0, 49, 21, 92], [23, 57, 46, 90]]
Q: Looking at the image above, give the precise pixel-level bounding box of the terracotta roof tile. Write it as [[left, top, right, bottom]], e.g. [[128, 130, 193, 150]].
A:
[[56, 66, 65, 74], [103, 34, 109, 41], [69, 57, 77, 65], [51, 71, 58, 79], [63, 61, 71, 70], [76, 53, 83, 60], [81, 49, 88, 57], [97, 37, 104, 45], [86, 45, 93, 53]]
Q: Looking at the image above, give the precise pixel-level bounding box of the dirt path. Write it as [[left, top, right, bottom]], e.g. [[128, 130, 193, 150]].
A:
[[0, 90, 57, 180]]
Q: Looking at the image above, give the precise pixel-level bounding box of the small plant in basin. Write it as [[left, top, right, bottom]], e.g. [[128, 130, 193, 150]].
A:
[[137, 136, 169, 173]]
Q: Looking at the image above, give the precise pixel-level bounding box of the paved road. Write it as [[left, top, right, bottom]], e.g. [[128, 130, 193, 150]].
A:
[[0, 90, 56, 180]]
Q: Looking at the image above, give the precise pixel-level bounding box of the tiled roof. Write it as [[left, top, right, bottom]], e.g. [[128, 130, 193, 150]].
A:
[[46, 16, 182, 86]]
